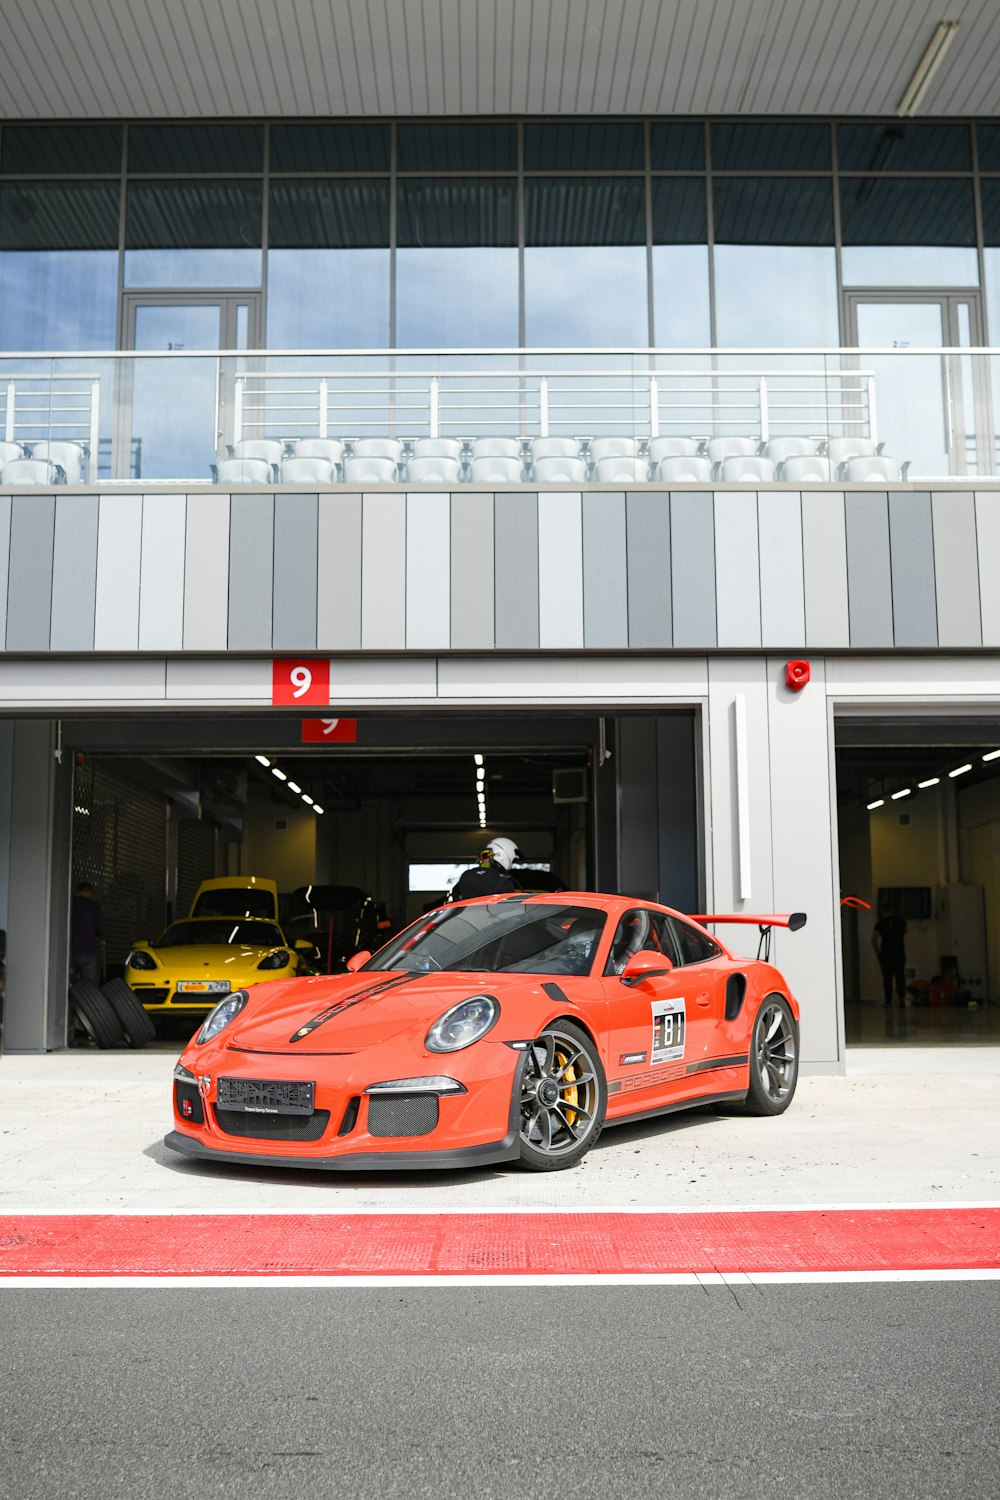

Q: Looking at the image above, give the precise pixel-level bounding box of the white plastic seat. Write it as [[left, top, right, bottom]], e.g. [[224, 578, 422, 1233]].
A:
[[0, 441, 25, 465], [406, 454, 462, 484], [706, 436, 758, 465], [841, 455, 901, 482], [764, 437, 816, 465], [30, 440, 86, 483], [470, 437, 522, 460], [718, 455, 776, 483], [280, 456, 337, 485], [530, 437, 581, 461], [215, 457, 273, 484], [588, 436, 639, 464], [658, 456, 713, 483], [1, 457, 62, 485], [593, 456, 649, 482], [647, 437, 701, 463], [532, 455, 588, 483], [229, 438, 285, 472], [410, 437, 464, 461], [825, 437, 878, 469], [343, 456, 398, 483], [350, 437, 403, 462], [780, 455, 832, 482], [469, 455, 523, 483], [291, 438, 345, 466]]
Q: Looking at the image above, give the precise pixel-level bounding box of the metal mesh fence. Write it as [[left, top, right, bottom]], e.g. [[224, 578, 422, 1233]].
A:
[[176, 819, 217, 917], [72, 763, 167, 970]]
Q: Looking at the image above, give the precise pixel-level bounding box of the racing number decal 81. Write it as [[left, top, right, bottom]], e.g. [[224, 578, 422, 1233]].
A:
[[651, 998, 686, 1064]]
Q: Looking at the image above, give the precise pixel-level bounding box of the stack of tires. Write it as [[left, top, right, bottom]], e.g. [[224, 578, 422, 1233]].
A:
[[69, 978, 157, 1048]]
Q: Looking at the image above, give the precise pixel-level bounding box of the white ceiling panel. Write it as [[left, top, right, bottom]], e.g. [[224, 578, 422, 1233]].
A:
[[0, 0, 998, 120]]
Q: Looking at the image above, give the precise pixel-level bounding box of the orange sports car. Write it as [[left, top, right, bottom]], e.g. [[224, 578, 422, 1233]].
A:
[[165, 892, 804, 1174]]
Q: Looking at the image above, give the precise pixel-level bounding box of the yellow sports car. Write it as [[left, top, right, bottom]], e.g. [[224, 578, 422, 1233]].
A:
[[125, 916, 317, 1022]]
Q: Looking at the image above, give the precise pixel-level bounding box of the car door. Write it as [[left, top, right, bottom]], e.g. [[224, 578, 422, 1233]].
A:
[[664, 915, 747, 1095], [600, 908, 712, 1118]]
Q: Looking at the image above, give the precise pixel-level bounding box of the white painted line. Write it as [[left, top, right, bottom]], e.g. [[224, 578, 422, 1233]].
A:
[[2, 1269, 998, 1289], [6, 1200, 999, 1216]]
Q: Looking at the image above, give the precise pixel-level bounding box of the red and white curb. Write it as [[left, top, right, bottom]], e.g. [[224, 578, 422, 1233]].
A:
[[1, 1205, 998, 1286]]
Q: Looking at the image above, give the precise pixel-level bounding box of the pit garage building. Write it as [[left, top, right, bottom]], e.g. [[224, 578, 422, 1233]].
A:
[[1, 1, 1000, 1068]]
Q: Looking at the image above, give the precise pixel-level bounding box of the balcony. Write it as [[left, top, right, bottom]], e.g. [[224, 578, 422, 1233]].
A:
[[0, 346, 996, 489]]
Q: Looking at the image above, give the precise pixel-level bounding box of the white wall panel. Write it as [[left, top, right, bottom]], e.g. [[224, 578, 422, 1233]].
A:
[[713, 492, 760, 648], [93, 494, 142, 651], [758, 492, 805, 647], [405, 492, 450, 650], [975, 492, 1000, 647], [361, 494, 406, 650], [538, 492, 584, 648], [182, 493, 230, 651], [438, 655, 709, 702], [138, 494, 186, 652]]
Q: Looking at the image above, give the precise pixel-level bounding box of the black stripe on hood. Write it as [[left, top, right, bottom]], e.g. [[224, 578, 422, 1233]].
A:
[[288, 971, 422, 1043]]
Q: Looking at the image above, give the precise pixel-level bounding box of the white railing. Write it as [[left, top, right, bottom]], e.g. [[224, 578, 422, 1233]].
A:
[[0, 372, 101, 482]]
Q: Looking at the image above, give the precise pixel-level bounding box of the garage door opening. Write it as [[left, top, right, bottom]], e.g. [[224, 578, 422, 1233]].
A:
[[835, 713, 1000, 1045]]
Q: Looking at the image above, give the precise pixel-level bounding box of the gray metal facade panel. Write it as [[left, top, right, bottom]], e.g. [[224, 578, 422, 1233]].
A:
[[94, 493, 142, 651], [538, 491, 584, 649], [0, 496, 10, 649], [932, 491, 982, 648], [625, 491, 671, 648], [272, 492, 318, 652], [138, 493, 186, 653], [888, 491, 938, 649], [450, 492, 495, 650], [227, 492, 274, 651], [183, 492, 230, 651], [406, 491, 451, 650], [582, 491, 628, 649], [361, 493, 406, 650], [713, 491, 761, 649], [845, 491, 894, 648], [670, 491, 716, 648], [494, 493, 539, 649], [758, 491, 806, 648], [5, 494, 56, 652], [50, 494, 99, 653], [316, 492, 362, 650], [802, 492, 850, 649], [975, 492, 1000, 648]]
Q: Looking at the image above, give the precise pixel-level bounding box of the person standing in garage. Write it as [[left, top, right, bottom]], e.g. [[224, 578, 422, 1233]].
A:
[[449, 838, 522, 901], [871, 900, 908, 1007], [70, 881, 107, 985]]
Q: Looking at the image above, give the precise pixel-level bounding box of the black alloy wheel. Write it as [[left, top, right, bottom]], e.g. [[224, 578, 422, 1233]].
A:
[[518, 1020, 606, 1171], [743, 995, 798, 1115]]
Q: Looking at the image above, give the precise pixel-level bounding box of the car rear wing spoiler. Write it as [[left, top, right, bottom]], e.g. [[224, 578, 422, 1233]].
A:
[[689, 912, 807, 932]]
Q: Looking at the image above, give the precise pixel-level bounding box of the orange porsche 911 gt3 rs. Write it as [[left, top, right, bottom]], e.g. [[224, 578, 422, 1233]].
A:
[[165, 892, 804, 1174]]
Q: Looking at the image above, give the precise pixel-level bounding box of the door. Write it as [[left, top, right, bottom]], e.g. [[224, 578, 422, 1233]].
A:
[[117, 294, 259, 480], [845, 292, 992, 478]]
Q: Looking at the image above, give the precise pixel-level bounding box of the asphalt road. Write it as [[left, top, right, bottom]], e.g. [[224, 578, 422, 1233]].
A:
[[1, 1283, 997, 1500]]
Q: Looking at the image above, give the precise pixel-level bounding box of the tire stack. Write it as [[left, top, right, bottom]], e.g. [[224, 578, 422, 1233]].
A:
[[70, 978, 157, 1048]]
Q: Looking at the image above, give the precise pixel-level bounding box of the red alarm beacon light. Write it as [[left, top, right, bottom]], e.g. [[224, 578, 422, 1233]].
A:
[[785, 659, 810, 691]]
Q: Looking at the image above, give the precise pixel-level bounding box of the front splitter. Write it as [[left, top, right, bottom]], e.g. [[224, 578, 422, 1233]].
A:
[[164, 1128, 520, 1172]]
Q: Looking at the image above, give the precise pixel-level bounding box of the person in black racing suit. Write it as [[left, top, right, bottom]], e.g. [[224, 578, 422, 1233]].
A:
[[449, 837, 521, 901]]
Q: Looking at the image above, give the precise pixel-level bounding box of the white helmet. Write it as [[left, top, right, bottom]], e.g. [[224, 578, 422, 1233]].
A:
[[486, 836, 519, 871]]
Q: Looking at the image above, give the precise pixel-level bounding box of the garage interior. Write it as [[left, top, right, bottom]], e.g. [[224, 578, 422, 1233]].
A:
[[18, 708, 701, 1048], [836, 713, 1000, 1045]]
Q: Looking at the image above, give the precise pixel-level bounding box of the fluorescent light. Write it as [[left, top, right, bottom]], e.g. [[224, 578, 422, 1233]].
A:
[[867, 799, 885, 810], [982, 749, 1000, 762], [917, 776, 940, 789], [288, 781, 302, 794], [476, 768, 485, 782], [271, 767, 287, 781], [891, 788, 911, 800], [312, 804, 325, 815], [255, 754, 271, 766], [897, 20, 959, 117], [949, 763, 972, 778], [301, 794, 314, 805], [474, 754, 484, 766]]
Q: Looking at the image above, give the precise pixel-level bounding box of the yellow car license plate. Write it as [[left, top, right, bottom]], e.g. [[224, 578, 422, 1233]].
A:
[[176, 980, 231, 993]]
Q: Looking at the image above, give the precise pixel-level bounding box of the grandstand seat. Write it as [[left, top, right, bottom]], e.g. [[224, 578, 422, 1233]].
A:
[[351, 437, 404, 462], [780, 455, 832, 482], [291, 438, 345, 467], [343, 455, 398, 483], [706, 436, 758, 466], [530, 437, 582, 462], [718, 455, 776, 483], [647, 436, 702, 463], [588, 436, 640, 464], [406, 454, 462, 484], [593, 455, 649, 482], [0, 441, 25, 466], [280, 456, 337, 485], [469, 455, 524, 484], [214, 457, 273, 485], [825, 437, 879, 470], [532, 455, 588, 483], [228, 438, 285, 477], [470, 437, 522, 460], [30, 440, 86, 483], [410, 437, 464, 462], [841, 455, 905, 482], [764, 437, 817, 465], [658, 456, 713, 483], [0, 457, 64, 485]]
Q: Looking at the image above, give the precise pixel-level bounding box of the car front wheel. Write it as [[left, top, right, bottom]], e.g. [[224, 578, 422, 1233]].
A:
[[518, 1021, 606, 1171]]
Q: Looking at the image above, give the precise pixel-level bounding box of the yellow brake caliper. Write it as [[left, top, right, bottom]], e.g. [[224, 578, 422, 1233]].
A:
[[554, 1048, 578, 1127]]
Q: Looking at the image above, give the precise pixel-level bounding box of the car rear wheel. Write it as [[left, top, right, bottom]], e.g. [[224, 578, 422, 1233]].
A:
[[101, 978, 157, 1048], [69, 981, 126, 1050], [743, 995, 798, 1115], [518, 1021, 606, 1172]]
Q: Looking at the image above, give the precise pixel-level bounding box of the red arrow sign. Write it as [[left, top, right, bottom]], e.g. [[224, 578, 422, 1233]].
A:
[[301, 718, 357, 743]]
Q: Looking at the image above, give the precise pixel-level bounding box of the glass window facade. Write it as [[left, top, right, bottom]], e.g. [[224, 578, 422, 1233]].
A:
[[0, 116, 999, 351]]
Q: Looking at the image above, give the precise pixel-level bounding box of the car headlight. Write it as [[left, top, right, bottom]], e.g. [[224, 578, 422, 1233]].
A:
[[257, 950, 291, 970], [425, 995, 499, 1053], [195, 990, 250, 1044], [127, 949, 156, 970]]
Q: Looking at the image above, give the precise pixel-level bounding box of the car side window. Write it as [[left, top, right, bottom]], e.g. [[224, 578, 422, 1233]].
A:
[[667, 916, 721, 966], [604, 908, 679, 975]]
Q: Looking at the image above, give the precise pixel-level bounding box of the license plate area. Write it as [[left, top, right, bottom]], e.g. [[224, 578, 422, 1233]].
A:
[[177, 980, 230, 993], [217, 1077, 315, 1114]]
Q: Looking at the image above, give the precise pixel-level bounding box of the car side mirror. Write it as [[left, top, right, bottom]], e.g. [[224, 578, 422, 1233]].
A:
[[347, 950, 371, 972], [621, 949, 674, 985], [294, 939, 316, 953]]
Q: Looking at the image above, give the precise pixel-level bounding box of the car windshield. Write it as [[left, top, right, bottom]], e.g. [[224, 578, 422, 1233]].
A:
[[364, 901, 606, 976], [156, 920, 284, 949], [192, 890, 275, 919]]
